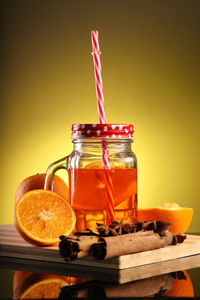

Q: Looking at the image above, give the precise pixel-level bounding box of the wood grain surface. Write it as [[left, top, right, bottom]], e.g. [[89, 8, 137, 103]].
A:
[[1, 224, 200, 270]]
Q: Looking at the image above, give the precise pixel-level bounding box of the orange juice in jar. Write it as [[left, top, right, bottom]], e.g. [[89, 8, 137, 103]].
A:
[[45, 124, 137, 231]]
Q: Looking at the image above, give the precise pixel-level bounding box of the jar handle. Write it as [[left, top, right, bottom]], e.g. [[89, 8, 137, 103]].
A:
[[44, 156, 70, 191]]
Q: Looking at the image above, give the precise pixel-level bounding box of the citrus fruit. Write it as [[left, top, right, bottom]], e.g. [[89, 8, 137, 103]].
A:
[[84, 161, 125, 169], [167, 270, 194, 297], [13, 271, 69, 299], [15, 173, 69, 203], [15, 189, 76, 245], [84, 161, 104, 169], [137, 203, 193, 234]]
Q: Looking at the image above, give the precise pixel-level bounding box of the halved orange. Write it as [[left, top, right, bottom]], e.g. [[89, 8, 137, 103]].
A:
[[138, 203, 193, 234], [15, 189, 76, 245]]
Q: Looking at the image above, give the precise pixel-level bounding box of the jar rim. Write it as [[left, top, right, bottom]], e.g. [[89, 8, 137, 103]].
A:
[[72, 138, 133, 144]]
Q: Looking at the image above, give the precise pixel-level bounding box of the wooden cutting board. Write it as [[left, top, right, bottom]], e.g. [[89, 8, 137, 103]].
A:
[[0, 224, 200, 270], [1, 224, 200, 283]]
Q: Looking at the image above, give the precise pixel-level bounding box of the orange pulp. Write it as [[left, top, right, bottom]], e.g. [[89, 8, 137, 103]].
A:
[[68, 168, 137, 231]]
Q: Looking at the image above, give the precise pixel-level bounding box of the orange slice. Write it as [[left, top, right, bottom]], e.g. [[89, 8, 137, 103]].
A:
[[84, 161, 104, 169], [84, 161, 125, 169], [138, 203, 193, 234], [15, 189, 76, 245]]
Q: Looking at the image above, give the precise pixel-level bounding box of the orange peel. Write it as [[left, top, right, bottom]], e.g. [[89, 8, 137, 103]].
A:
[[138, 203, 193, 234]]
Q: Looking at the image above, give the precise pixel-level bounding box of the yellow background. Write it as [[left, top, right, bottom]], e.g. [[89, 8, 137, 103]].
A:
[[1, 1, 199, 232]]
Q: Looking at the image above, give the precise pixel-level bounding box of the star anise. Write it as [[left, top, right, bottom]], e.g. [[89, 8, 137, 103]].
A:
[[176, 233, 186, 243], [154, 221, 171, 237], [172, 233, 186, 245], [96, 223, 118, 236], [109, 218, 136, 235], [96, 219, 173, 237], [135, 221, 144, 232], [143, 221, 157, 231]]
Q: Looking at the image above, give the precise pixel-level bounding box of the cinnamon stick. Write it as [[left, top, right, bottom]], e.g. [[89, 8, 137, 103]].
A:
[[59, 220, 186, 262], [90, 230, 173, 259], [59, 234, 99, 261]]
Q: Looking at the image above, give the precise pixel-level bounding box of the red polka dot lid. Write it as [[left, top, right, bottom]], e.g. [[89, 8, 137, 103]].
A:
[[71, 124, 134, 139]]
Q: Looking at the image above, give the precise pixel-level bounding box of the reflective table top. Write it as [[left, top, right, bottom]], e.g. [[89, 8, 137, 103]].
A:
[[1, 260, 199, 299], [1, 228, 200, 299]]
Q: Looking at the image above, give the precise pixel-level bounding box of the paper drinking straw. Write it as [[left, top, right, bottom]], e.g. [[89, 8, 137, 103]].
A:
[[91, 31, 106, 124], [91, 30, 115, 223]]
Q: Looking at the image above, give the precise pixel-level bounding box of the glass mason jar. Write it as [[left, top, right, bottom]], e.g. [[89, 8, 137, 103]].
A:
[[45, 124, 137, 231]]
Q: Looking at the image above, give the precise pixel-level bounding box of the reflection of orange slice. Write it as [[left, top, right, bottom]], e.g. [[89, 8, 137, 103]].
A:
[[13, 272, 69, 299], [20, 277, 67, 299], [138, 203, 193, 234], [167, 270, 194, 297], [15, 189, 76, 245]]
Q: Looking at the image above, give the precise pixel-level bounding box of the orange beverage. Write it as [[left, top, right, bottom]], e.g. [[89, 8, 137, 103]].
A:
[[45, 124, 137, 231], [69, 168, 137, 231]]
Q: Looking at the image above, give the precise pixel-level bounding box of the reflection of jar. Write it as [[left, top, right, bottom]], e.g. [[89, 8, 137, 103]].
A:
[[45, 124, 137, 231]]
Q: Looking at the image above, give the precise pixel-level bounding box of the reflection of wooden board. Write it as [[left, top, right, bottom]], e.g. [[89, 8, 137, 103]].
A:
[[0, 224, 200, 283], [1, 254, 200, 284]]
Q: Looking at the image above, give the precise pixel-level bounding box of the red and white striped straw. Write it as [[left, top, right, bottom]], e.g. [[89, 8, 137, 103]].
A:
[[91, 30, 115, 223], [91, 30, 106, 124]]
